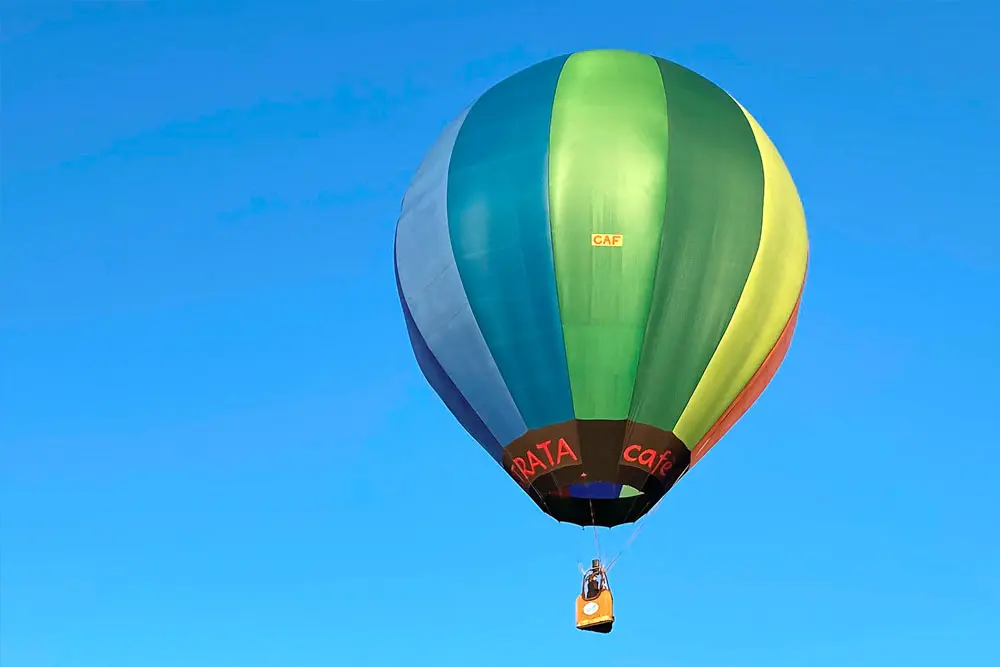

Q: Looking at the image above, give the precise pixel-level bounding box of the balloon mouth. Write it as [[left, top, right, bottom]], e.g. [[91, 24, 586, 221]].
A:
[[541, 484, 650, 526], [536, 493, 659, 527]]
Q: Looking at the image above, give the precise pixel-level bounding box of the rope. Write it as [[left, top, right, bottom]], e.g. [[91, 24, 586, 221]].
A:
[[605, 494, 665, 572]]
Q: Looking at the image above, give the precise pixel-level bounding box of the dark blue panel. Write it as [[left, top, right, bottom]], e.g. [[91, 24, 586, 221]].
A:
[[568, 482, 622, 500]]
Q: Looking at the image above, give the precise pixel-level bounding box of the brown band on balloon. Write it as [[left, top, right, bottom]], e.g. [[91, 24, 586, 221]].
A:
[[502, 419, 690, 526]]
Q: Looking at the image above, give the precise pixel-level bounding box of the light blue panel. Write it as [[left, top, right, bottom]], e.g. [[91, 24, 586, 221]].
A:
[[394, 108, 527, 448], [395, 268, 504, 463]]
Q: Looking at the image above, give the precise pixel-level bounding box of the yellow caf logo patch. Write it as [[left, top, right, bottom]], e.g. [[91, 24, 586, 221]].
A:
[[591, 234, 623, 247]]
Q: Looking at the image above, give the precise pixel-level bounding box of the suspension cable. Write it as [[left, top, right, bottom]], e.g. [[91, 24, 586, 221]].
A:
[[588, 498, 603, 565]]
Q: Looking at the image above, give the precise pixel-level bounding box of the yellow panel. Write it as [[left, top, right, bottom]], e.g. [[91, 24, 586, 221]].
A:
[[673, 103, 809, 446]]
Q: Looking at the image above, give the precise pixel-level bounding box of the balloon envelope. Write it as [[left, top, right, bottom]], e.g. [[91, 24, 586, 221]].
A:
[[394, 49, 808, 527]]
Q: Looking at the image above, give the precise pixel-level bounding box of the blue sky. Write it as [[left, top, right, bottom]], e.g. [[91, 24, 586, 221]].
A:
[[2, 1, 998, 666]]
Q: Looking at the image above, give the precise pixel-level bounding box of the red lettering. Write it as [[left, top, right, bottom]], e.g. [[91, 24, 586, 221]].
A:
[[656, 450, 674, 477], [508, 436, 579, 484], [536, 440, 555, 466], [555, 438, 578, 464], [526, 450, 548, 476], [622, 444, 676, 476], [637, 448, 657, 468]]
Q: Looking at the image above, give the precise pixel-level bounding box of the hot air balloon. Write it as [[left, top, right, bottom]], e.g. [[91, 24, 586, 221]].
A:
[[393, 49, 808, 632]]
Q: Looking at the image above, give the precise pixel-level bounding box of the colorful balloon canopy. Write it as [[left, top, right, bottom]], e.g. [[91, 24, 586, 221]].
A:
[[394, 49, 808, 527]]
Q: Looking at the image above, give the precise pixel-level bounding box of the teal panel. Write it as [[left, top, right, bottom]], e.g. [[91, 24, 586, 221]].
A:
[[447, 55, 575, 431]]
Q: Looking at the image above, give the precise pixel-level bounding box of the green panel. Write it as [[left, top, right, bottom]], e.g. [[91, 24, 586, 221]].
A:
[[630, 58, 765, 436], [547, 50, 669, 420]]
